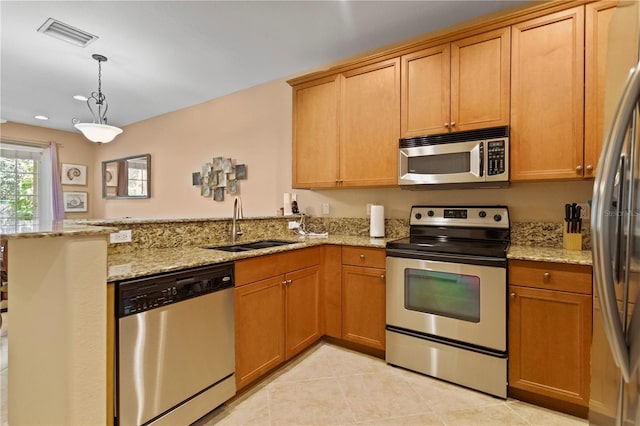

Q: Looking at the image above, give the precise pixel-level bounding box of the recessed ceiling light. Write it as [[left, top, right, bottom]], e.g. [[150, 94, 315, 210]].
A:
[[34, 115, 49, 120], [73, 95, 88, 101]]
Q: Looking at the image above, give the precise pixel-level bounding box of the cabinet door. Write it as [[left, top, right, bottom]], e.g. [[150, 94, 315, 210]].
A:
[[292, 76, 340, 188], [509, 285, 592, 410], [585, 1, 617, 177], [235, 276, 285, 390], [510, 7, 585, 181], [285, 265, 322, 359], [342, 265, 386, 350], [341, 58, 400, 187], [401, 44, 451, 137], [451, 27, 510, 132]]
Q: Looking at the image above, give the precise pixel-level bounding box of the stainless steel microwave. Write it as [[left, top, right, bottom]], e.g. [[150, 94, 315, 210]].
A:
[[398, 126, 509, 189]]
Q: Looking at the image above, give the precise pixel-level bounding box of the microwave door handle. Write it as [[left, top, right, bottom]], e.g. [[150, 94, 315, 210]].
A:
[[479, 142, 484, 177]]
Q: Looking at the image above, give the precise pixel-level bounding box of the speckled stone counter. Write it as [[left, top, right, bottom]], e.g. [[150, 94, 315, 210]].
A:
[[108, 235, 390, 281], [0, 220, 114, 239], [507, 245, 592, 266]]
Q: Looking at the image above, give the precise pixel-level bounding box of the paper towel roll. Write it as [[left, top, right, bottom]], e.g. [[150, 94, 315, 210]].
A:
[[370, 205, 385, 238], [283, 193, 292, 215]]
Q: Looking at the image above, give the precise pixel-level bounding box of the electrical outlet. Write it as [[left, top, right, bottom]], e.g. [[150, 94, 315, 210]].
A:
[[288, 221, 299, 229], [367, 203, 372, 216], [322, 203, 330, 215], [110, 230, 132, 243], [577, 203, 590, 220]]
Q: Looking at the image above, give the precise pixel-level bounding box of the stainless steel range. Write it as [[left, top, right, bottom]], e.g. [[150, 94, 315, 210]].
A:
[[385, 205, 510, 398]]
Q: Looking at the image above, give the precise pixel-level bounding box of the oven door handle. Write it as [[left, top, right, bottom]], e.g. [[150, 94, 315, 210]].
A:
[[479, 141, 484, 177]]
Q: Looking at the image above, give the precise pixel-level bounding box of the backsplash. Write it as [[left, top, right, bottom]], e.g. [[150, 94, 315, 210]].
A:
[[511, 221, 591, 250], [76, 217, 589, 254]]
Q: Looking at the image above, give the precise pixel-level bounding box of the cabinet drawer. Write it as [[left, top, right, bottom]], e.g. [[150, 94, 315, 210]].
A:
[[509, 260, 592, 295], [235, 247, 321, 286], [342, 246, 385, 268]]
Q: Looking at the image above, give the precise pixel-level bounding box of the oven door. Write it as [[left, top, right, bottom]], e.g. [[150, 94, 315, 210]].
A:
[[399, 139, 484, 185], [386, 255, 506, 352]]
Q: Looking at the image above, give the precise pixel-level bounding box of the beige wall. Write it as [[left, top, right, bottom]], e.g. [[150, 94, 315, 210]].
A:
[[0, 122, 97, 219], [2, 78, 595, 223]]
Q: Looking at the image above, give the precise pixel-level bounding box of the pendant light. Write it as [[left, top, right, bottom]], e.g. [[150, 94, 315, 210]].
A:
[[73, 54, 123, 143]]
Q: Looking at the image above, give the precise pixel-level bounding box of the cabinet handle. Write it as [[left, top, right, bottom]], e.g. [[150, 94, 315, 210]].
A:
[[380, 274, 385, 280], [586, 164, 593, 173], [359, 254, 365, 260], [286, 279, 292, 285], [543, 272, 551, 280], [444, 122, 450, 128], [510, 292, 517, 299], [281, 280, 287, 286], [576, 165, 583, 173], [450, 121, 456, 127]]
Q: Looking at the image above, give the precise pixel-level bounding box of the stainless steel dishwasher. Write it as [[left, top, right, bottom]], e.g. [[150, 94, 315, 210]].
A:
[[116, 262, 235, 426]]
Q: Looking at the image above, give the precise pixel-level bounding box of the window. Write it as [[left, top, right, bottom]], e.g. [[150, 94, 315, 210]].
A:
[[0, 143, 52, 227]]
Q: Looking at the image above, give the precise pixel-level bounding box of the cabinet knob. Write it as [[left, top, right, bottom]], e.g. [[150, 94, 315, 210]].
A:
[[380, 274, 385, 280], [281, 280, 287, 286], [286, 279, 292, 285], [576, 165, 583, 173], [359, 254, 365, 260], [586, 164, 593, 173], [450, 121, 456, 127], [444, 122, 450, 128], [510, 292, 517, 299], [543, 272, 551, 280]]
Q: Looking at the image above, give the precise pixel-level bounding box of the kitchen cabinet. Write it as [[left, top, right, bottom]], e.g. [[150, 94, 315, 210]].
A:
[[291, 58, 399, 188], [510, 7, 585, 181], [508, 260, 592, 418], [585, 1, 617, 177], [107, 283, 115, 426], [341, 247, 386, 350], [234, 247, 322, 390], [401, 27, 510, 138]]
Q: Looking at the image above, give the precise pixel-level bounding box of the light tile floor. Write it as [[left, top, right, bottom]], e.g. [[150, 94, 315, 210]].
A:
[[196, 342, 588, 426]]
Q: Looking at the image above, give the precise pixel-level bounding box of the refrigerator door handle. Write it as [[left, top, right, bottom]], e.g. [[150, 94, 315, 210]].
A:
[[592, 60, 640, 383]]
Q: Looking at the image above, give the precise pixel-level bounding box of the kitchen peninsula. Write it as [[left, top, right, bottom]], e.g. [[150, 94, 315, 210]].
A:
[[1, 222, 112, 425]]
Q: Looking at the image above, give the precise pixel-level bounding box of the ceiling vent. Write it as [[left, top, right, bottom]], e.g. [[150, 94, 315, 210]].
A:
[[37, 18, 98, 47]]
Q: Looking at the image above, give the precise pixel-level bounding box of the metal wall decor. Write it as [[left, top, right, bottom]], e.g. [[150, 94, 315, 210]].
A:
[[193, 157, 247, 201]]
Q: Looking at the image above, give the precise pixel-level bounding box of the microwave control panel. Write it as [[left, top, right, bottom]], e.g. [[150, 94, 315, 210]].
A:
[[487, 140, 506, 176]]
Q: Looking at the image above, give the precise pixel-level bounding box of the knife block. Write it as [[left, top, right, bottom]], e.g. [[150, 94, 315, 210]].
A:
[[563, 230, 582, 251]]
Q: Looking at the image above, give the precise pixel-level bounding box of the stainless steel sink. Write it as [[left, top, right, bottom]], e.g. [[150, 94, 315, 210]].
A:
[[205, 239, 294, 252]]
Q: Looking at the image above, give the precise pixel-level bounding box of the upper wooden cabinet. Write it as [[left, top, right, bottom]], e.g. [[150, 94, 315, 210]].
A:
[[510, 7, 585, 181], [292, 58, 400, 189], [401, 27, 511, 138], [585, 1, 618, 177]]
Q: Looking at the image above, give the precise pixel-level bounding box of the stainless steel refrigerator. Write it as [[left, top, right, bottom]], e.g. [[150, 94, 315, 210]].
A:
[[591, 1, 640, 425]]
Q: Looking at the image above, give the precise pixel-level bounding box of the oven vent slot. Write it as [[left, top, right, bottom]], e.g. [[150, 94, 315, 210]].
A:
[[399, 125, 509, 148]]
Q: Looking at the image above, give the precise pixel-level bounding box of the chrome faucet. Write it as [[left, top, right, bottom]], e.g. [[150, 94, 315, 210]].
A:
[[232, 196, 243, 243]]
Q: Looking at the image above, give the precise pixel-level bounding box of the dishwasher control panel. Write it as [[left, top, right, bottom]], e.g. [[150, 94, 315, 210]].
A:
[[117, 262, 234, 317]]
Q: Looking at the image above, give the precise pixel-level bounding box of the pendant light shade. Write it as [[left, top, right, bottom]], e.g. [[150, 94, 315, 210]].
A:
[[74, 123, 123, 143], [74, 54, 123, 143]]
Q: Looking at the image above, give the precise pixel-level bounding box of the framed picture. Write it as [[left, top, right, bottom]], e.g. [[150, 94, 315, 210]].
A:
[[63, 192, 88, 212], [61, 163, 87, 185]]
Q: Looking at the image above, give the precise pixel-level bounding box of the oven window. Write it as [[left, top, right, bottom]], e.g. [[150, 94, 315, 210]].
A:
[[408, 152, 470, 175], [404, 268, 480, 323]]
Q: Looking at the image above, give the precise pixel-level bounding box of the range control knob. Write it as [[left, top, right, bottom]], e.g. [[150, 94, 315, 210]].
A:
[[478, 211, 487, 218], [415, 213, 422, 220], [427, 210, 435, 217], [494, 214, 502, 222]]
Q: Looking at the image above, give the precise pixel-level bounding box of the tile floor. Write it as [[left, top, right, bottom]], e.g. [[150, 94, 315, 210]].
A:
[[196, 342, 588, 426]]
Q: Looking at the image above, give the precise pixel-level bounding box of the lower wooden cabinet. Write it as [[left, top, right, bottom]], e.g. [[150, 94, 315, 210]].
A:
[[508, 260, 592, 417], [341, 247, 386, 350], [234, 248, 322, 390]]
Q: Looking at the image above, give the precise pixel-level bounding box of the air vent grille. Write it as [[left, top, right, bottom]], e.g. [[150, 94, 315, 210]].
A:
[[400, 126, 509, 148], [37, 18, 98, 47]]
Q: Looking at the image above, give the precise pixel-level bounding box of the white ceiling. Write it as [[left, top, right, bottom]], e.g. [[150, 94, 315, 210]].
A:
[[1, 0, 529, 134]]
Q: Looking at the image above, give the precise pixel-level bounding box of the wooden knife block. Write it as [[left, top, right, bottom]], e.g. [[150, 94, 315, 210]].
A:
[[563, 230, 583, 251]]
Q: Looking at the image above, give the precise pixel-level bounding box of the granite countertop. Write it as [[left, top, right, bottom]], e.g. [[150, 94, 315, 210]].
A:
[[507, 245, 592, 266], [108, 235, 389, 281], [0, 221, 115, 240]]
